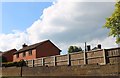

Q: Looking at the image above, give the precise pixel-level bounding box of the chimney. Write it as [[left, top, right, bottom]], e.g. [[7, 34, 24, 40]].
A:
[[87, 45, 91, 51], [98, 44, 101, 49], [22, 43, 27, 48]]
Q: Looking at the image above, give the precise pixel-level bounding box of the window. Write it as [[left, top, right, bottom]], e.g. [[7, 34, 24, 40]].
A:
[[16, 53, 19, 58], [23, 52, 26, 57], [29, 50, 32, 55]]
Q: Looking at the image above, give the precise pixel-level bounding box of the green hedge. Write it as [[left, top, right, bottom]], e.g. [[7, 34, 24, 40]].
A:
[[2, 60, 26, 67]]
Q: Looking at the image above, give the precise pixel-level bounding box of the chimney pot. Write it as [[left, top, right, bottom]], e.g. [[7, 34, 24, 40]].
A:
[[98, 44, 101, 49], [22, 43, 27, 48], [87, 45, 91, 51]]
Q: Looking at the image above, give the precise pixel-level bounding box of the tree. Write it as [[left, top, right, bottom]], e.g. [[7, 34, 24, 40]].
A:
[[68, 46, 82, 53], [68, 46, 74, 53], [104, 1, 120, 43]]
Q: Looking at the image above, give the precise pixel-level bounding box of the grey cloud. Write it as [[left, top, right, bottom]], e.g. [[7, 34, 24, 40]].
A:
[[0, 1, 117, 52], [44, 2, 115, 44], [24, 1, 119, 52]]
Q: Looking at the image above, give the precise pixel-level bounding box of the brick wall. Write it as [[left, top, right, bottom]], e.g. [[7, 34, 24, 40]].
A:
[[13, 40, 60, 62], [2, 63, 120, 76], [36, 41, 60, 58], [13, 49, 37, 62], [3, 49, 17, 62]]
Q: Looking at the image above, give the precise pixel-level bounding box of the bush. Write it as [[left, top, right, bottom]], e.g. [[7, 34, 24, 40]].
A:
[[2, 60, 26, 67], [2, 62, 15, 67], [16, 60, 26, 67]]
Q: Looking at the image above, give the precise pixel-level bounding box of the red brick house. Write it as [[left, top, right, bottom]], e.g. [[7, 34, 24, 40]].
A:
[[2, 49, 17, 62], [13, 40, 61, 62], [0, 51, 2, 56]]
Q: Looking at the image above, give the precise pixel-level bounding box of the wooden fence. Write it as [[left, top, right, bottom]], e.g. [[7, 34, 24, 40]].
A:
[[25, 47, 120, 67]]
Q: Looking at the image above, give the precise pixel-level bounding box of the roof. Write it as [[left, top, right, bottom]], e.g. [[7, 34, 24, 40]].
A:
[[92, 47, 101, 50], [3, 49, 17, 54], [14, 40, 61, 54]]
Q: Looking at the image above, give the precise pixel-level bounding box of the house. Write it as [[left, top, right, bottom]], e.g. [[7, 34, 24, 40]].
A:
[[13, 40, 61, 62], [2, 49, 17, 62], [0, 51, 2, 56], [92, 44, 102, 50]]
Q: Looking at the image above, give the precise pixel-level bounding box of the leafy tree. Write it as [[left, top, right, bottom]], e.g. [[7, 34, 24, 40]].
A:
[[104, 1, 120, 43], [68, 46, 74, 53], [68, 46, 82, 53]]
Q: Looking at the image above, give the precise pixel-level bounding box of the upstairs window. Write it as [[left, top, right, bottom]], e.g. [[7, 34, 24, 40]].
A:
[[16, 53, 19, 58], [23, 52, 26, 57], [29, 50, 32, 56]]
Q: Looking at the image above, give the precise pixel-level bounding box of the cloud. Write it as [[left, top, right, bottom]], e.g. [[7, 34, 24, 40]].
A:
[[1, 0, 118, 54], [0, 30, 30, 51], [27, 1, 116, 44]]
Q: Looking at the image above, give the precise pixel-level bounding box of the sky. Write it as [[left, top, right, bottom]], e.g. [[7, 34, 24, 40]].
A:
[[2, 2, 52, 34], [0, 0, 119, 54]]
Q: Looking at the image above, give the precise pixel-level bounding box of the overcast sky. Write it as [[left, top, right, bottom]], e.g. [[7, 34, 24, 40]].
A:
[[0, 0, 118, 54]]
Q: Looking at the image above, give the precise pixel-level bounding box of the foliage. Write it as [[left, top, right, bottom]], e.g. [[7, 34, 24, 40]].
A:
[[68, 46, 82, 53], [2, 60, 26, 67], [104, 1, 120, 43], [2, 62, 17, 67]]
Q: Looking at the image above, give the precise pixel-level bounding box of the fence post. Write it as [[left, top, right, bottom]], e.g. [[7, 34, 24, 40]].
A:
[[84, 42, 87, 65], [32, 59, 34, 67], [67, 54, 71, 66], [42, 58, 44, 66], [53, 56, 56, 66], [103, 49, 107, 64], [84, 51, 87, 64]]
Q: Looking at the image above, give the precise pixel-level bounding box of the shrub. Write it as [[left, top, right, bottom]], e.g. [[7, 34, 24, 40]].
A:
[[16, 60, 26, 67], [2, 60, 26, 67], [2, 62, 15, 67]]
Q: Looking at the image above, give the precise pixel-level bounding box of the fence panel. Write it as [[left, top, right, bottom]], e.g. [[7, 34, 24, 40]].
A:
[[70, 52, 83, 59], [25, 47, 120, 67], [56, 55, 68, 66], [86, 50, 104, 65], [27, 60, 33, 67], [34, 58, 42, 67], [106, 48, 120, 64], [107, 48, 120, 57], [87, 57, 104, 64], [87, 50, 103, 58], [44, 56, 54, 66], [70, 52, 84, 65], [71, 59, 84, 66]]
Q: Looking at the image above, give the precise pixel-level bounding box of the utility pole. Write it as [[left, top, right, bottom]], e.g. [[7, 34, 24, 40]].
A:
[[85, 42, 87, 52]]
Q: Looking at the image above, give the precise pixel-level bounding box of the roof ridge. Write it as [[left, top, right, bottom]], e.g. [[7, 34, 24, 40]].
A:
[[24, 39, 50, 48], [3, 49, 17, 53], [14, 39, 50, 54]]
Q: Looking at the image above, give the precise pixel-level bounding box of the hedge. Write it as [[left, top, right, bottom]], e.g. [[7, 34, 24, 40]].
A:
[[2, 60, 26, 67]]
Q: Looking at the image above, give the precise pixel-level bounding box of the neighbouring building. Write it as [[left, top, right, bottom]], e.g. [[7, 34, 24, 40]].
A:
[[2, 49, 17, 62], [92, 44, 102, 50], [0, 51, 2, 67], [13, 40, 61, 62], [0, 51, 2, 57]]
